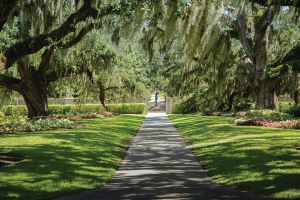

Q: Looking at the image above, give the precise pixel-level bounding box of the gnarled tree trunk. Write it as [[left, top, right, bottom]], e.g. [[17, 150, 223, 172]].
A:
[[17, 59, 49, 118], [294, 90, 299, 105], [235, 5, 278, 110], [252, 5, 278, 110], [20, 74, 49, 118], [227, 91, 239, 111], [253, 38, 277, 109], [254, 79, 277, 109], [98, 81, 108, 111], [22, 87, 49, 118]]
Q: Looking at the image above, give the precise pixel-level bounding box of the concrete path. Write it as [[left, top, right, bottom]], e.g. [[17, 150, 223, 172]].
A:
[[57, 112, 274, 200]]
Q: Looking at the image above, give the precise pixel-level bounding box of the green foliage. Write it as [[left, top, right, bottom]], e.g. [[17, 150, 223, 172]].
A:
[[49, 31, 151, 103], [278, 102, 294, 111], [49, 104, 101, 115], [244, 109, 293, 121], [0, 116, 75, 133], [104, 103, 147, 114], [2, 105, 27, 116], [172, 96, 199, 114], [1, 103, 147, 116], [233, 102, 253, 111], [283, 104, 300, 117]]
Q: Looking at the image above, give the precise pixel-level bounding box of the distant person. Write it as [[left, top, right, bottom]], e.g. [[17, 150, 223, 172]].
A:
[[155, 91, 159, 106]]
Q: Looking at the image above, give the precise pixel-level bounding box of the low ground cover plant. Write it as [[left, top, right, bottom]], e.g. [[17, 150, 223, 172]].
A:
[[235, 118, 300, 129], [0, 103, 146, 133], [0, 116, 75, 133], [234, 109, 300, 129], [243, 109, 293, 121]]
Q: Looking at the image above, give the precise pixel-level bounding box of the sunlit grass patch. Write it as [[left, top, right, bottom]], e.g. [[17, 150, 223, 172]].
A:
[[0, 115, 144, 200], [170, 114, 300, 199]]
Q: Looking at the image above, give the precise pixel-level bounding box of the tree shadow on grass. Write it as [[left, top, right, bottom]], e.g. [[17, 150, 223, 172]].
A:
[[0, 115, 144, 200], [53, 114, 276, 200], [170, 115, 300, 199]]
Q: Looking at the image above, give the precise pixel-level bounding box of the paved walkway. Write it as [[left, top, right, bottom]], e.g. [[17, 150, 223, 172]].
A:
[[57, 112, 274, 200]]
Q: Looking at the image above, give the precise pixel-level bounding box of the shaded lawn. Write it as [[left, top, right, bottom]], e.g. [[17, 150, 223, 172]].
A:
[[0, 115, 144, 200], [169, 114, 300, 199]]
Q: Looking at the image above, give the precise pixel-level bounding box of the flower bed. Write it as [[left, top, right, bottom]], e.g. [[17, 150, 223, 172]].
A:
[[235, 109, 300, 129]]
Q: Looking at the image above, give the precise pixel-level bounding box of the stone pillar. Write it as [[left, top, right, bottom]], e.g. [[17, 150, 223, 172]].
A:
[[166, 97, 172, 114]]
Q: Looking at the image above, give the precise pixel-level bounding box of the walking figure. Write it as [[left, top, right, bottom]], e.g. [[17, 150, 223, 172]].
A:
[[155, 91, 159, 106]]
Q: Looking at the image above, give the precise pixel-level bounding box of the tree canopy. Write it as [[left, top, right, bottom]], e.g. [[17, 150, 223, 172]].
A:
[[1, 0, 300, 117]]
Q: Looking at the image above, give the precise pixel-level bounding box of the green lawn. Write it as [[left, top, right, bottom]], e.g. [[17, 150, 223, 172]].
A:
[[0, 115, 144, 200], [169, 114, 300, 199]]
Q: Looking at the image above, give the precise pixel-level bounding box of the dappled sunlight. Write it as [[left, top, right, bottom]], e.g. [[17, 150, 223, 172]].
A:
[[57, 113, 274, 200], [0, 115, 144, 200], [170, 114, 300, 199]]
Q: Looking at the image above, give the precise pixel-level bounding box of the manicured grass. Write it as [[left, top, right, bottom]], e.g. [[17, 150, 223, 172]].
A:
[[169, 114, 300, 199], [0, 115, 144, 200]]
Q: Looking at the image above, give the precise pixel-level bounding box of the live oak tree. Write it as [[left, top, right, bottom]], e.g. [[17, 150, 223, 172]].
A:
[[0, 0, 122, 118], [1, 0, 300, 118], [47, 30, 151, 110], [74, 32, 150, 110], [169, 0, 300, 111], [227, 0, 300, 109]]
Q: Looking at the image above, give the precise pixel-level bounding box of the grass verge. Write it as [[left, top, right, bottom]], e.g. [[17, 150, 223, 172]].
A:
[[169, 114, 300, 199], [0, 115, 144, 200]]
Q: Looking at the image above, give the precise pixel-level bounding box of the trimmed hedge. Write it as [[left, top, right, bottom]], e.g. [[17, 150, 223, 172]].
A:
[[1, 103, 146, 116], [2, 105, 27, 116], [105, 103, 147, 114]]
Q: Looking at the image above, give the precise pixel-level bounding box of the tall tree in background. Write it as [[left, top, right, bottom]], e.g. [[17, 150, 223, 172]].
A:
[[230, 1, 300, 109]]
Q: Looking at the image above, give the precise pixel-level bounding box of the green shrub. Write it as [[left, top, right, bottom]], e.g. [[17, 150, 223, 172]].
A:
[[282, 104, 300, 118], [49, 105, 77, 115], [278, 102, 294, 111], [31, 118, 75, 131], [233, 102, 253, 111], [75, 104, 101, 114], [1, 103, 146, 116], [2, 105, 27, 116], [0, 111, 4, 118], [244, 109, 293, 121], [104, 103, 146, 114], [172, 97, 199, 114], [0, 116, 75, 133]]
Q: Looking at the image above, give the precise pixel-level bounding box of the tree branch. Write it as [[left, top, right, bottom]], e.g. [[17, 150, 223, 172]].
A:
[[17, 58, 33, 81], [250, 0, 300, 8], [45, 67, 91, 83], [105, 86, 119, 91], [57, 23, 96, 49], [254, 5, 278, 42], [279, 44, 300, 65], [3, 2, 120, 69], [235, 11, 254, 60], [37, 47, 54, 73], [270, 44, 300, 68], [0, 0, 18, 31], [0, 74, 21, 91]]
